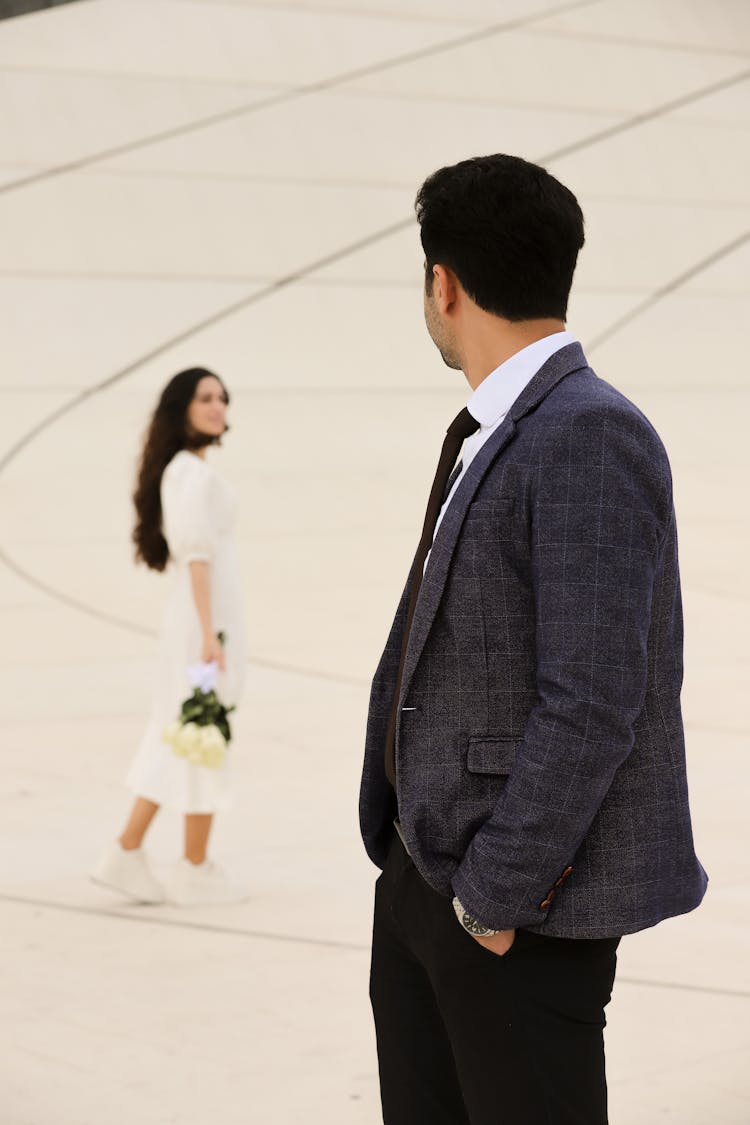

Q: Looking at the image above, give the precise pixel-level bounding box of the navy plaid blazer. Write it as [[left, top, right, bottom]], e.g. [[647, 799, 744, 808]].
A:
[[359, 343, 707, 938]]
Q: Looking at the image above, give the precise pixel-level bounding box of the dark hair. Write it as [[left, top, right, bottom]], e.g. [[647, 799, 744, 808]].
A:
[[415, 154, 584, 322], [132, 367, 230, 571]]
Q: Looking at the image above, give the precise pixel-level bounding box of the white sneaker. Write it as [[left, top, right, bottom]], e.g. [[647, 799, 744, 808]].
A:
[[91, 841, 166, 904], [166, 858, 249, 907]]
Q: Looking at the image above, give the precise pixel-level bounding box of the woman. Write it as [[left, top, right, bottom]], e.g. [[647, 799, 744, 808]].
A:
[[92, 368, 247, 906]]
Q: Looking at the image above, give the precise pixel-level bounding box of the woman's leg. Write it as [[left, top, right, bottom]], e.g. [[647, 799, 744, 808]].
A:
[[119, 797, 160, 850], [170, 814, 247, 904], [92, 797, 164, 902], [185, 813, 213, 864]]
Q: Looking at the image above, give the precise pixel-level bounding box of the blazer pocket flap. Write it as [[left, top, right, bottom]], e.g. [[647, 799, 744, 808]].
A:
[[466, 737, 519, 775]]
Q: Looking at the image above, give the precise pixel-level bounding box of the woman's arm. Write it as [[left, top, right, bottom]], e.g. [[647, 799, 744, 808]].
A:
[[188, 560, 225, 669]]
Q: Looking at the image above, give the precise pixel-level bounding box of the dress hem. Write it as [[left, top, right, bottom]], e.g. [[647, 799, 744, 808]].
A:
[[126, 781, 234, 816]]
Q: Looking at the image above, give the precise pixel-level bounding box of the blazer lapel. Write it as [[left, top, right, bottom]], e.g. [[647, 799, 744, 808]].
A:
[[399, 342, 590, 705]]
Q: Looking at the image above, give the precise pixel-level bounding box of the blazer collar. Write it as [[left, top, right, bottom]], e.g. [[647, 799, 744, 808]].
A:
[[399, 342, 589, 705]]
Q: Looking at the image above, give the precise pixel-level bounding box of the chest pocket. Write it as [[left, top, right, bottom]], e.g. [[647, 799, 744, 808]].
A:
[[463, 494, 515, 538]]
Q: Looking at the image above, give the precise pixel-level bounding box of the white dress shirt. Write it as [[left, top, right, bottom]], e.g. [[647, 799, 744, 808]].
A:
[[424, 331, 575, 574]]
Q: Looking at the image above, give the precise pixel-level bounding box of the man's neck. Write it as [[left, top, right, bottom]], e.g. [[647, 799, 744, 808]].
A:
[[462, 318, 566, 391]]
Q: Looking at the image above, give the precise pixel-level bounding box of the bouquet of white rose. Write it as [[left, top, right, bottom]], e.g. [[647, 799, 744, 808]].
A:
[[163, 644, 235, 769]]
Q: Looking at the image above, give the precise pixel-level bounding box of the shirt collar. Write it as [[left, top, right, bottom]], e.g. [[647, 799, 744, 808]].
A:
[[467, 331, 575, 428]]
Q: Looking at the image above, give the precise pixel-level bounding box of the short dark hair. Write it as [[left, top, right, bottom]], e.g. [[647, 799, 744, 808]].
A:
[[415, 154, 584, 322]]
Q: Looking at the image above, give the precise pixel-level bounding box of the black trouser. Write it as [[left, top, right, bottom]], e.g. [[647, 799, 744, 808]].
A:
[[369, 829, 619, 1125]]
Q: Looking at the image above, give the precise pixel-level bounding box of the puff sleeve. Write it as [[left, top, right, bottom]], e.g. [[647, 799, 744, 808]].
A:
[[160, 453, 217, 565]]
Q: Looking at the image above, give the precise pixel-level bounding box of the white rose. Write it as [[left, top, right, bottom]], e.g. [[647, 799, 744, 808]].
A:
[[162, 720, 182, 747], [196, 725, 227, 768], [178, 722, 201, 753], [200, 725, 226, 751], [196, 726, 213, 750]]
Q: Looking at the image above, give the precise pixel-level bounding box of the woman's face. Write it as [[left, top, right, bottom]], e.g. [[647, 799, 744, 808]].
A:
[[186, 376, 228, 439]]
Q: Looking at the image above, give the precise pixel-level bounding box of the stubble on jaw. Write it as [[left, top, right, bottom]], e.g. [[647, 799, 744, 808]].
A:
[[423, 288, 463, 371]]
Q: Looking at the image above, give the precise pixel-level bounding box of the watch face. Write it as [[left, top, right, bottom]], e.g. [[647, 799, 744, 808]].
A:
[[462, 912, 494, 937]]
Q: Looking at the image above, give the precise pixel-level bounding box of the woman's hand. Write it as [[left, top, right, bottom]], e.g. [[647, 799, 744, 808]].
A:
[[201, 632, 226, 671]]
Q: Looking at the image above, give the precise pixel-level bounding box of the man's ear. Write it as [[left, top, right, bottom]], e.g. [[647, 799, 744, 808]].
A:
[[432, 264, 458, 315]]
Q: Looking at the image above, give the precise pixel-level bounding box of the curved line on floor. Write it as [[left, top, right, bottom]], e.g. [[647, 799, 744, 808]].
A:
[[0, 215, 411, 474], [0, 0, 601, 196], [586, 229, 750, 353], [1, 891, 749, 1002], [0, 548, 369, 686], [0, 891, 368, 950], [1, 51, 749, 677], [3, 213, 747, 661]]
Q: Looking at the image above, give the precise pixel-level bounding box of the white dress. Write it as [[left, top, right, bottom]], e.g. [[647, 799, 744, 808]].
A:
[[126, 450, 246, 813]]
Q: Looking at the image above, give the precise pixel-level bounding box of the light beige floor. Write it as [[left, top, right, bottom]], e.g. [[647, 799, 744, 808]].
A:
[[1, 1, 748, 1122]]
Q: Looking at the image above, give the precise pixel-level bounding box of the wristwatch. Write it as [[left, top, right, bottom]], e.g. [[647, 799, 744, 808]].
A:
[[452, 896, 499, 938]]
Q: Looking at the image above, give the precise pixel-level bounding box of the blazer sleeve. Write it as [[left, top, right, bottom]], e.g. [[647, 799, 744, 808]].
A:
[[162, 456, 217, 565], [451, 400, 675, 930]]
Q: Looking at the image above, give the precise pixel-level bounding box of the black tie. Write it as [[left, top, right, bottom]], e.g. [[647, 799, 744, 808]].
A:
[[384, 407, 481, 789]]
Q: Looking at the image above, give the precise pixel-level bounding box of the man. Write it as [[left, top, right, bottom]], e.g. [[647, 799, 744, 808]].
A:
[[359, 154, 707, 1125]]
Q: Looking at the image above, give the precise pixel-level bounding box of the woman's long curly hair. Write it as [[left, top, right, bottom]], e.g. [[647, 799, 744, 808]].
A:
[[133, 367, 230, 571]]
